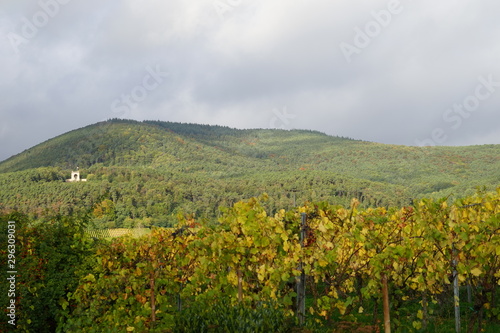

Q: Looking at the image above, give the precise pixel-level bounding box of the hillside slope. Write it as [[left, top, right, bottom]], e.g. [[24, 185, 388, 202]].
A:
[[1, 119, 499, 227]]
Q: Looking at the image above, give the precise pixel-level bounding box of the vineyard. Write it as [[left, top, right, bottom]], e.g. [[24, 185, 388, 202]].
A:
[[1, 189, 500, 332], [86, 228, 152, 239]]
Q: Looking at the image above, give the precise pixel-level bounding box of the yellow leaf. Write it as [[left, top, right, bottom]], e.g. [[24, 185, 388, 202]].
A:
[[471, 267, 482, 277], [358, 306, 364, 314], [127, 327, 135, 332], [228, 270, 238, 284], [417, 310, 423, 320], [84, 274, 96, 282], [351, 198, 360, 208], [328, 289, 339, 299], [337, 302, 347, 315]]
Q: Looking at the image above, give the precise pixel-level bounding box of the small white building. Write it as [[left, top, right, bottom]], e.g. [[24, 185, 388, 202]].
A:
[[66, 169, 87, 182]]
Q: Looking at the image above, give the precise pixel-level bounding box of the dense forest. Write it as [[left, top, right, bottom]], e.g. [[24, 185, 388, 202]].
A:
[[1, 119, 499, 227]]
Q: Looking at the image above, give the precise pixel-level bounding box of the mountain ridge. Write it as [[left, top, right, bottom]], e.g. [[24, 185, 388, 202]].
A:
[[0, 119, 356, 172]]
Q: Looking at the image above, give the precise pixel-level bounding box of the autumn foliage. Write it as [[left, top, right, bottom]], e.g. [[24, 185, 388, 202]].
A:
[[2, 189, 500, 332]]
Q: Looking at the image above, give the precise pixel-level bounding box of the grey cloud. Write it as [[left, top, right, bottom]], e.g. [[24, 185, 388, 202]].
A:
[[1, 0, 499, 161]]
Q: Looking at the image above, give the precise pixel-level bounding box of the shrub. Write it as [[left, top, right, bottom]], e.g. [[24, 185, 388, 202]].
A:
[[174, 298, 294, 333]]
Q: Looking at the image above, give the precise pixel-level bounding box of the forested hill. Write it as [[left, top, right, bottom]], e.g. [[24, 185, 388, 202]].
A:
[[0, 119, 350, 173], [1, 119, 499, 227]]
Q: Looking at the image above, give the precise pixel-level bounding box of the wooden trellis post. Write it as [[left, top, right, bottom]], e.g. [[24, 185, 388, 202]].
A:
[[452, 244, 461, 333], [297, 213, 307, 325]]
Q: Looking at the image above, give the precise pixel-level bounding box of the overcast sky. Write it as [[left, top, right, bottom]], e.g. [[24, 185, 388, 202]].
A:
[[1, 0, 500, 161]]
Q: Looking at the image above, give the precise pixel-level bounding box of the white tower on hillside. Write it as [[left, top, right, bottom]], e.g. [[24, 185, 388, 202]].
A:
[[66, 167, 87, 182], [71, 170, 80, 181]]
